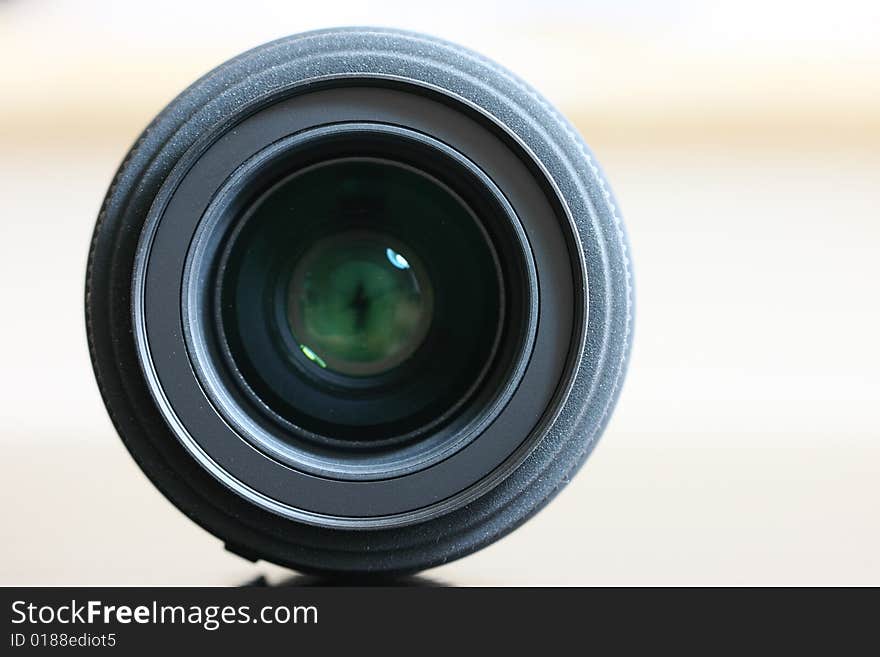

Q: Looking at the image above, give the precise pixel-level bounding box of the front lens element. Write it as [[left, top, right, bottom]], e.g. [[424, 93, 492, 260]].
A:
[[287, 231, 433, 377], [218, 157, 503, 444]]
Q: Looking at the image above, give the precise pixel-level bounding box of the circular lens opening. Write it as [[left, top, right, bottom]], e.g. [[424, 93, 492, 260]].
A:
[[217, 157, 504, 446]]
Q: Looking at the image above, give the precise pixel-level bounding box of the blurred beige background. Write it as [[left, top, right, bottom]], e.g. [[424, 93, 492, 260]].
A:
[[1, 0, 878, 585]]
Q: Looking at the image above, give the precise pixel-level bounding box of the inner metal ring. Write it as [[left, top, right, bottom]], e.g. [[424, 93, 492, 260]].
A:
[[185, 124, 530, 478]]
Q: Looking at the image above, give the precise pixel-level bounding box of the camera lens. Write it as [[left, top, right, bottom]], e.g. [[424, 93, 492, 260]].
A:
[[86, 28, 634, 575]]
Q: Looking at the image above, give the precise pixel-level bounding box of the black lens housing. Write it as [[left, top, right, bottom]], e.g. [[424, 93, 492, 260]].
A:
[[86, 28, 633, 575]]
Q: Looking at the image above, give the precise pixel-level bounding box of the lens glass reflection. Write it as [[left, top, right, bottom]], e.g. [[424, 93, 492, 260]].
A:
[[287, 231, 433, 377]]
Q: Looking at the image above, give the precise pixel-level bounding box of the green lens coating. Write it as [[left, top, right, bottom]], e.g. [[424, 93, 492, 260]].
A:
[[287, 232, 433, 377]]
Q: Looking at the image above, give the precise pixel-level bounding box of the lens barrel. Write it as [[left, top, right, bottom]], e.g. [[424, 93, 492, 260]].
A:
[[86, 28, 633, 574]]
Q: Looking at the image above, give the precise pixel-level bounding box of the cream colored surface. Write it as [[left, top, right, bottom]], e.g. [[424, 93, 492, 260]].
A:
[[1, 1, 878, 585]]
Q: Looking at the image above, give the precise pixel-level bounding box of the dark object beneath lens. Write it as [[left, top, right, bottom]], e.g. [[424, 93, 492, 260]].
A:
[[85, 28, 633, 576]]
